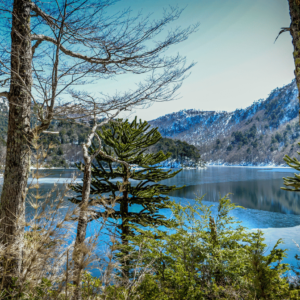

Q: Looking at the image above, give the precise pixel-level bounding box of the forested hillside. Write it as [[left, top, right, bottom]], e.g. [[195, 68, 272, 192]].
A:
[[149, 79, 300, 166], [0, 108, 203, 168]]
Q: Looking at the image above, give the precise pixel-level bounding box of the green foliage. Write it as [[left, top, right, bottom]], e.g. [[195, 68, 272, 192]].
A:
[[132, 195, 289, 300], [70, 117, 183, 273], [149, 137, 202, 165], [46, 155, 69, 168], [0, 113, 202, 168], [232, 131, 248, 145], [56, 146, 64, 156], [0, 277, 53, 300], [231, 125, 257, 148], [247, 231, 289, 299], [248, 124, 257, 139], [264, 96, 285, 128], [282, 143, 300, 191]]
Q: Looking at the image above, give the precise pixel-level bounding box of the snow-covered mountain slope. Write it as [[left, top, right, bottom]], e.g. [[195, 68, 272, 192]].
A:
[[149, 80, 300, 165]]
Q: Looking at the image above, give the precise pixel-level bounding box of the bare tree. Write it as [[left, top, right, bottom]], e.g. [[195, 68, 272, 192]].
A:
[[68, 100, 126, 300], [0, 0, 197, 289]]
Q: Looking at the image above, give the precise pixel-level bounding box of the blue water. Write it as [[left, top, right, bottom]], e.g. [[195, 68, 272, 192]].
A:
[[20, 166, 300, 268]]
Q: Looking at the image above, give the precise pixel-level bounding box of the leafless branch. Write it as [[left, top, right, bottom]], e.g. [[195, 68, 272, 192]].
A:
[[0, 91, 8, 98]]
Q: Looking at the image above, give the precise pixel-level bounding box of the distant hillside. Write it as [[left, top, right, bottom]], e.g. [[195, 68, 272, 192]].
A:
[[0, 108, 203, 168], [149, 80, 300, 166]]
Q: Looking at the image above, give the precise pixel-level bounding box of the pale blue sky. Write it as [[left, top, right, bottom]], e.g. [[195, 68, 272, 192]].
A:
[[97, 0, 294, 121], [1, 0, 293, 121]]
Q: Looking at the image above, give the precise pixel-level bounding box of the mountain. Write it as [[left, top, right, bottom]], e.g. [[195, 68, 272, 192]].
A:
[[149, 80, 300, 166]]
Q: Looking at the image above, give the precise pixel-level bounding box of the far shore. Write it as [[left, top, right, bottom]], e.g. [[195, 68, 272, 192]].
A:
[[207, 163, 292, 169]]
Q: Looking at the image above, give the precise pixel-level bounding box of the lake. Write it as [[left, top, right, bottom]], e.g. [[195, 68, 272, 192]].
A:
[[3, 166, 300, 267]]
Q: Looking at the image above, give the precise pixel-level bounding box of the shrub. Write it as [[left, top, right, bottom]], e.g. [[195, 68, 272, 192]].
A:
[[133, 196, 289, 300]]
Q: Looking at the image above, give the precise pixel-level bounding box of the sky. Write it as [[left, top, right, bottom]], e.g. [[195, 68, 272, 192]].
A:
[[93, 0, 295, 121]]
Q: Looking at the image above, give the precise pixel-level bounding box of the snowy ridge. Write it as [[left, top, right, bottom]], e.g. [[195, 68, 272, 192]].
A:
[[149, 80, 298, 146], [149, 79, 300, 166]]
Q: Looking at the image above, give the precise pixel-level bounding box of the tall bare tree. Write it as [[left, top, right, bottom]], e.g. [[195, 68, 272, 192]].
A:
[[0, 0, 196, 289], [66, 98, 130, 300]]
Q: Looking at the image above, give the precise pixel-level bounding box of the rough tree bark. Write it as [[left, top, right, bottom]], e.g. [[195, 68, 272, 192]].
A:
[[288, 0, 300, 123], [120, 165, 131, 279], [0, 0, 32, 284], [72, 117, 99, 300], [72, 158, 92, 300]]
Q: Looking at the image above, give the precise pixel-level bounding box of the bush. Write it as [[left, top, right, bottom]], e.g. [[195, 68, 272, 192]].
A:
[[133, 196, 289, 300]]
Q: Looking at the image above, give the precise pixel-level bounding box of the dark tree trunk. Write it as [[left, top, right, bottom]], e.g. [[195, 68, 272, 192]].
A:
[[121, 187, 129, 278], [72, 159, 92, 300], [0, 0, 32, 286], [120, 168, 131, 279], [288, 0, 300, 123]]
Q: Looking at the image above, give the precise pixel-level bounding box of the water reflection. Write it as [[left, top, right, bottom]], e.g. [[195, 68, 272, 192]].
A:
[[3, 166, 300, 267], [169, 178, 300, 215], [3, 166, 300, 217]]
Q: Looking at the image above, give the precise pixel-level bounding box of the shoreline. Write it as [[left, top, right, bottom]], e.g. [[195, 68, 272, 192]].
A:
[[206, 163, 291, 169]]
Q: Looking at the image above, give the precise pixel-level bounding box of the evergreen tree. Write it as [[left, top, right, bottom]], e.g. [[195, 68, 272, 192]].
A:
[[282, 143, 300, 191], [134, 196, 289, 300], [70, 117, 183, 275], [246, 231, 289, 300]]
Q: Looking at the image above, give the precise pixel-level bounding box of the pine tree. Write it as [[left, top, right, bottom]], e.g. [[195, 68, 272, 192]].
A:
[[134, 196, 289, 300], [282, 145, 300, 191], [246, 231, 289, 300], [70, 117, 183, 275]]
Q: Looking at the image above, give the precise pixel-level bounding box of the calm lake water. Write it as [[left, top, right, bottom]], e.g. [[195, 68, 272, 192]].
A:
[[2, 166, 300, 267]]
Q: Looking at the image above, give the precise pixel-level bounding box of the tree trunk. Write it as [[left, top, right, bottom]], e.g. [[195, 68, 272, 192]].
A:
[[288, 0, 300, 123], [120, 169, 130, 279], [72, 158, 92, 300], [0, 0, 32, 287], [121, 190, 129, 278]]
